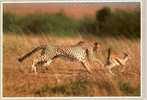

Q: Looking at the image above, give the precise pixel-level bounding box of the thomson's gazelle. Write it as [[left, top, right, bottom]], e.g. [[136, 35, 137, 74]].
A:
[[105, 48, 129, 75]]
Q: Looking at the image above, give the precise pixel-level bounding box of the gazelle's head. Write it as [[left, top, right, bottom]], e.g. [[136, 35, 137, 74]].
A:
[[122, 52, 130, 64], [123, 52, 128, 57]]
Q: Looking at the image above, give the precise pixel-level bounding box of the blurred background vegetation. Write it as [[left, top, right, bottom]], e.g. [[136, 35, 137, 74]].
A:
[[3, 6, 140, 38]]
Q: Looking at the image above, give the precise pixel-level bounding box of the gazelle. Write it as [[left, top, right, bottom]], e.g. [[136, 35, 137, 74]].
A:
[[105, 48, 129, 75]]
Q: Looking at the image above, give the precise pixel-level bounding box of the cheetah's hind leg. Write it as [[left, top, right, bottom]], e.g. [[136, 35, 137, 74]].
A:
[[43, 59, 52, 70], [31, 56, 46, 75], [31, 59, 38, 75]]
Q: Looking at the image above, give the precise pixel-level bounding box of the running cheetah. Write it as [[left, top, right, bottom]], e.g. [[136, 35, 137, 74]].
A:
[[18, 41, 101, 75]]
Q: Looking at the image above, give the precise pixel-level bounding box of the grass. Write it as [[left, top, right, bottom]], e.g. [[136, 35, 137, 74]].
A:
[[119, 81, 140, 96], [34, 79, 89, 96], [3, 33, 140, 96]]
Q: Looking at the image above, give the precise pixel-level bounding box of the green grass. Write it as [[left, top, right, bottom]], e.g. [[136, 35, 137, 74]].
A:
[[4, 6, 140, 38], [119, 81, 140, 96]]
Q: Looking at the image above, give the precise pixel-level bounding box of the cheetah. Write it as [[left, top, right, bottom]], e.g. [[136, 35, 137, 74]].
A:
[[18, 41, 100, 75]]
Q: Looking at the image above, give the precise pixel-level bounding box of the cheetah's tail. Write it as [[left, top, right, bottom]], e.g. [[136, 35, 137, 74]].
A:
[[18, 45, 46, 63]]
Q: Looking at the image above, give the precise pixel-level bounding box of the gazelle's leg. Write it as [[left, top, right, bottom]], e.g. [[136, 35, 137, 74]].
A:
[[108, 66, 115, 76], [106, 63, 116, 76], [120, 66, 126, 72]]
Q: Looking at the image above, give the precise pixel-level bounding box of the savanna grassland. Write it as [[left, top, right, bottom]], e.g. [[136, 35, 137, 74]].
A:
[[3, 34, 140, 96], [3, 3, 140, 97]]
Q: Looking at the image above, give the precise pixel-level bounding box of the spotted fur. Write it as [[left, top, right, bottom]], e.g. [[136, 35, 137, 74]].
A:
[[18, 43, 93, 75]]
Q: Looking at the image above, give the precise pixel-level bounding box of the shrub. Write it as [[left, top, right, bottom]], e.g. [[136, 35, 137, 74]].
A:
[[3, 12, 22, 33], [79, 16, 96, 34], [3, 7, 140, 38], [101, 9, 140, 38], [3, 12, 80, 36]]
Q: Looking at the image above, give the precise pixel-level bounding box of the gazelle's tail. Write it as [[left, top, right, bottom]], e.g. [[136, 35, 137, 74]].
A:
[[18, 45, 46, 62]]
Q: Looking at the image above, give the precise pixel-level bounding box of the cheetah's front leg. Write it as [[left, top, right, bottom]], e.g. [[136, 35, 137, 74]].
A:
[[81, 60, 93, 74]]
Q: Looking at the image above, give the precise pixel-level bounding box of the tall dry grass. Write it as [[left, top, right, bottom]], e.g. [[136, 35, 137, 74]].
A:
[[3, 33, 140, 96]]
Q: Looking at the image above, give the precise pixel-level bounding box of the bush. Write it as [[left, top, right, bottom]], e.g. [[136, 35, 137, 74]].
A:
[[78, 7, 140, 38], [96, 7, 111, 22], [3, 12, 22, 33], [3, 12, 80, 36], [79, 16, 96, 34], [3, 7, 140, 38], [119, 82, 140, 96], [100, 9, 140, 38]]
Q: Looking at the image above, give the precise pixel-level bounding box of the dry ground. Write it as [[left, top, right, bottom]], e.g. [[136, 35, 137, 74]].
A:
[[3, 33, 140, 96]]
